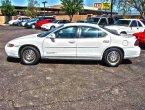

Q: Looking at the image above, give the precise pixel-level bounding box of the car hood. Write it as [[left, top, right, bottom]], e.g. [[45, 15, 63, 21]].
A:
[[12, 34, 38, 42], [42, 23, 55, 27]]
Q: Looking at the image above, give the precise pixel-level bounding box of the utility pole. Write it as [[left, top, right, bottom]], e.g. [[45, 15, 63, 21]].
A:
[[110, 0, 113, 18], [42, 1, 47, 17]]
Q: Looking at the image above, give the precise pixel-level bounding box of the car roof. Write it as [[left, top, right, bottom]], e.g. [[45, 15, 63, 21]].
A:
[[119, 19, 142, 20], [91, 16, 113, 19], [63, 23, 100, 28]]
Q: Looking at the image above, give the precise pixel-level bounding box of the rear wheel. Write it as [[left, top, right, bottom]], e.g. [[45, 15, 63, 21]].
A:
[[20, 46, 40, 65], [103, 48, 123, 67]]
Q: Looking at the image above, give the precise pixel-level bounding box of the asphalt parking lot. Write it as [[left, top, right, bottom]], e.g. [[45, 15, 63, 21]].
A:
[[0, 25, 145, 110]]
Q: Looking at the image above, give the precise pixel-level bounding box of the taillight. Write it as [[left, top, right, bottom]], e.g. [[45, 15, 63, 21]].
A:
[[134, 40, 139, 46]]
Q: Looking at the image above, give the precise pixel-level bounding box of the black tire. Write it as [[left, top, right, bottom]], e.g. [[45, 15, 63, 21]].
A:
[[103, 48, 123, 67], [20, 46, 40, 65], [50, 26, 55, 30], [120, 31, 127, 34]]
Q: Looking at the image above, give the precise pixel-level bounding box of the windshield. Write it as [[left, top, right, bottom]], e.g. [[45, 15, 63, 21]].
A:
[[52, 20, 59, 23], [37, 25, 64, 37], [114, 20, 130, 26], [87, 18, 100, 24], [103, 27, 120, 35]]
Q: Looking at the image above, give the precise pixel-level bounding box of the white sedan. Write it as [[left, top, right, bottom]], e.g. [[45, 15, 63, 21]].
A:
[[5, 23, 141, 67], [41, 20, 71, 30], [105, 19, 145, 35]]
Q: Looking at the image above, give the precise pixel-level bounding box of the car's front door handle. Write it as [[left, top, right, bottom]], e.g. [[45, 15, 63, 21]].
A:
[[69, 41, 75, 44]]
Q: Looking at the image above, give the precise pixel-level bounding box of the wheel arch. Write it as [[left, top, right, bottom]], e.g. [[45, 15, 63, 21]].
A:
[[18, 45, 41, 58], [120, 31, 127, 34], [102, 47, 124, 59]]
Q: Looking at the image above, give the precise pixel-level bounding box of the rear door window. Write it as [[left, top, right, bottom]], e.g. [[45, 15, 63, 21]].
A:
[[80, 26, 107, 38]]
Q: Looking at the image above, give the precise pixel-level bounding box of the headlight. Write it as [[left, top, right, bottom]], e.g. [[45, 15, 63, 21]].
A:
[[7, 43, 15, 47]]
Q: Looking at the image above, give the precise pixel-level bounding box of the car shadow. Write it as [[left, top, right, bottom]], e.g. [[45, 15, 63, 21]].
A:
[[7, 57, 20, 63], [140, 44, 145, 50], [122, 59, 132, 65], [40, 59, 101, 65], [6, 57, 132, 66], [40, 59, 132, 66]]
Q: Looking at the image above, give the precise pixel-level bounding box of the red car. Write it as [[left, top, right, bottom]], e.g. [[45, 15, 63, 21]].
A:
[[133, 32, 145, 44], [36, 18, 55, 28]]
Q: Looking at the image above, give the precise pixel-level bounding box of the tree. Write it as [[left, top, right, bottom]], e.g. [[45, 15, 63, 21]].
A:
[[25, 0, 39, 18], [117, 0, 145, 18], [1, 0, 16, 23], [61, 0, 83, 21]]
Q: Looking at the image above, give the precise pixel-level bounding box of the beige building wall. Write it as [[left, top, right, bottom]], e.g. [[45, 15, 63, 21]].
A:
[[55, 15, 90, 21], [0, 16, 5, 24]]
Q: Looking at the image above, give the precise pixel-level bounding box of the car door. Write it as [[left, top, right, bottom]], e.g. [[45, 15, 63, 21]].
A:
[[77, 26, 110, 59], [128, 20, 140, 34], [43, 26, 78, 58], [137, 20, 145, 32]]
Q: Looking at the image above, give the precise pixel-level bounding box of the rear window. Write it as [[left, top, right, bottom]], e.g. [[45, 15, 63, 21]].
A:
[[103, 27, 120, 35]]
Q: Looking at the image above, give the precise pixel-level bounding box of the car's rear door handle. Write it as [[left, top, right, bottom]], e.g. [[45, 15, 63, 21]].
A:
[[69, 40, 75, 44], [103, 40, 110, 43]]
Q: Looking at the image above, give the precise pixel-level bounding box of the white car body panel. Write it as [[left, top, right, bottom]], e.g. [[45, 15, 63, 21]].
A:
[[5, 23, 141, 62], [43, 37, 77, 58]]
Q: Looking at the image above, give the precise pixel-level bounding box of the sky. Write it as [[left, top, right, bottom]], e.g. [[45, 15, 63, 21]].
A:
[[0, 0, 99, 7]]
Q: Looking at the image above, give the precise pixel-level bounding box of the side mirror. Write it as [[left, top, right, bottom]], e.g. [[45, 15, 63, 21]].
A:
[[48, 33, 56, 39]]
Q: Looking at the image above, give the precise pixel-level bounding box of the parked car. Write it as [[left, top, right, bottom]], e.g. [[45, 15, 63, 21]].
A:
[[5, 23, 140, 67], [9, 17, 30, 26], [20, 19, 31, 27], [87, 16, 115, 26], [35, 18, 55, 28], [41, 20, 71, 30], [105, 19, 145, 35], [25, 18, 39, 28], [26, 17, 55, 29], [133, 31, 145, 44]]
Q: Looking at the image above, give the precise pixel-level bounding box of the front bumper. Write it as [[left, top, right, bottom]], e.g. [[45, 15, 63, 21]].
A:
[[5, 45, 20, 58]]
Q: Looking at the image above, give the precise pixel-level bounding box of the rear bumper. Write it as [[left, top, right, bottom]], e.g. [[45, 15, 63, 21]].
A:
[[124, 46, 141, 59]]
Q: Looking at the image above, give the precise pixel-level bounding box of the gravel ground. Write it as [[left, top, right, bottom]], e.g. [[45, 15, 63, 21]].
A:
[[0, 25, 145, 110]]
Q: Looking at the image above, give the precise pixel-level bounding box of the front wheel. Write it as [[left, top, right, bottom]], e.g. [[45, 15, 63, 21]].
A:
[[32, 24, 36, 29], [103, 48, 123, 67], [50, 26, 55, 30], [20, 46, 40, 65]]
